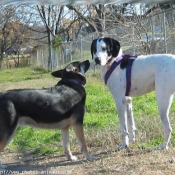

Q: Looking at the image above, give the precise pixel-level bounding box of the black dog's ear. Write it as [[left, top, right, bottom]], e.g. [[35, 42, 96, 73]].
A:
[[51, 69, 63, 78], [80, 60, 90, 74], [91, 39, 97, 60], [107, 38, 120, 58]]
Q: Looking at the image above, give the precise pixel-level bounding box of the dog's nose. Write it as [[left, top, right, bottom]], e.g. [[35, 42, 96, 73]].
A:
[[95, 57, 101, 65]]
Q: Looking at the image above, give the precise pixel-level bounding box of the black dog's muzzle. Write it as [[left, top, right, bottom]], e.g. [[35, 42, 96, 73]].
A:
[[94, 57, 101, 65]]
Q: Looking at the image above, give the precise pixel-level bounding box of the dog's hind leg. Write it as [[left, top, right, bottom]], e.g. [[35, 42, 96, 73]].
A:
[[0, 141, 9, 169], [126, 97, 137, 143], [156, 92, 173, 150], [0, 125, 17, 169], [61, 128, 78, 161], [73, 124, 94, 161], [0, 102, 18, 169]]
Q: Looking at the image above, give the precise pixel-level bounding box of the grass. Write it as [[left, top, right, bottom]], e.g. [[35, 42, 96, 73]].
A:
[[12, 127, 62, 155], [0, 67, 175, 156], [0, 66, 50, 83]]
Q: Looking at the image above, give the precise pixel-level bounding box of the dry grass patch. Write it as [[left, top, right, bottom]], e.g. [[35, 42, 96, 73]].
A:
[[0, 77, 57, 91]]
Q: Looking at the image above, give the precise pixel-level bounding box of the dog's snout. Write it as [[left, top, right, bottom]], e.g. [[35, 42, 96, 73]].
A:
[[95, 57, 101, 65]]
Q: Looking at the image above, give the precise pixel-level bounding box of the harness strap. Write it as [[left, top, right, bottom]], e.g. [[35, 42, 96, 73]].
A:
[[125, 55, 137, 96], [105, 55, 123, 84], [105, 54, 137, 96]]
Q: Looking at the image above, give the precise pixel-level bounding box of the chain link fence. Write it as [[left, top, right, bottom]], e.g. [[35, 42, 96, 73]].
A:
[[31, 7, 175, 71]]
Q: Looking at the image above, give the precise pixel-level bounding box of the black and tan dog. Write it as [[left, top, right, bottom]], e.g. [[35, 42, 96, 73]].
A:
[[0, 60, 94, 168]]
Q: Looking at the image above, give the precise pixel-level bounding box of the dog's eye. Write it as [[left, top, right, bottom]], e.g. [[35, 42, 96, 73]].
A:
[[102, 47, 106, 51]]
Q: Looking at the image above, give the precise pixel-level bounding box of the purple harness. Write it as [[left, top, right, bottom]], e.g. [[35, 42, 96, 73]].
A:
[[104, 54, 137, 96]]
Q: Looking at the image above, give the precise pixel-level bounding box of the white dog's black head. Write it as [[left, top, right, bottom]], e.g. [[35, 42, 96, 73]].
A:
[[91, 37, 121, 66], [51, 60, 90, 86]]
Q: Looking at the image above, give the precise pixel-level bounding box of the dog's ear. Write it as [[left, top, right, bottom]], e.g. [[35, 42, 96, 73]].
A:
[[91, 39, 97, 60], [120, 55, 130, 69], [108, 38, 121, 58], [51, 69, 63, 78], [79, 60, 90, 74]]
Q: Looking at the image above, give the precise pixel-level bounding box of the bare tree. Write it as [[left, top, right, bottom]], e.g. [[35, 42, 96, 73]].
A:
[[66, 4, 129, 37], [67, 4, 162, 55], [36, 5, 82, 70], [0, 5, 31, 68], [106, 4, 153, 54]]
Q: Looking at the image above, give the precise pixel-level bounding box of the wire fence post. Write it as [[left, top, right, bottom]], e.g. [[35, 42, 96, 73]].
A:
[[70, 41, 72, 62], [80, 35, 83, 61], [163, 11, 167, 53], [132, 25, 135, 55]]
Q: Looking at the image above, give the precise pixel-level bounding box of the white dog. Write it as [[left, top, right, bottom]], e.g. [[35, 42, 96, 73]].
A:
[[91, 37, 175, 150]]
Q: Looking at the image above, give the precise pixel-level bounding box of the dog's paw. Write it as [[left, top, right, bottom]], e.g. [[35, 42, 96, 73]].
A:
[[119, 143, 128, 149], [157, 143, 169, 150], [68, 155, 78, 161]]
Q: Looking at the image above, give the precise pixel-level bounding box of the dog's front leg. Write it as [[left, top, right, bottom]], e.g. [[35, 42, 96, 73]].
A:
[[61, 128, 78, 161], [126, 97, 137, 143], [116, 97, 129, 149]]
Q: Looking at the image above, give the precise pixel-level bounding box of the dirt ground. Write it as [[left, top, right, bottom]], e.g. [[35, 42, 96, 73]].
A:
[[1, 145, 175, 175]]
